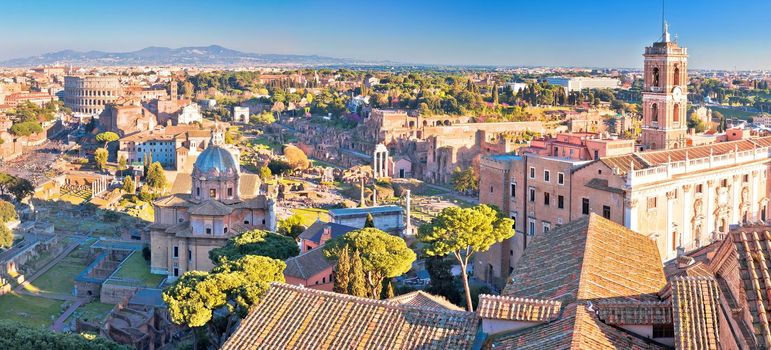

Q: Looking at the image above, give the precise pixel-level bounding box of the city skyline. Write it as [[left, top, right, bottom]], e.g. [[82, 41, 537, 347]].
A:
[[2, 0, 771, 70]]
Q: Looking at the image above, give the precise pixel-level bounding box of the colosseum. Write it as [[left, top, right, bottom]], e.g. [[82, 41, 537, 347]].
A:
[[64, 75, 122, 114]]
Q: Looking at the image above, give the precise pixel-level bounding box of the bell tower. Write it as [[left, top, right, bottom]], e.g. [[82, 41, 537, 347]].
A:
[[640, 20, 688, 150]]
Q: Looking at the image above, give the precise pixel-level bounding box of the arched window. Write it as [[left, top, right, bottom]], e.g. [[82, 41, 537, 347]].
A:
[[673, 103, 680, 123], [651, 103, 658, 122], [673, 66, 680, 86], [652, 67, 660, 87]]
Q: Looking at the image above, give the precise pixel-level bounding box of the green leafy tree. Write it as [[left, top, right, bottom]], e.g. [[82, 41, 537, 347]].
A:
[[0, 223, 13, 248], [450, 167, 478, 194], [324, 228, 416, 299], [687, 111, 707, 133], [0, 174, 33, 202], [333, 245, 351, 294], [250, 111, 276, 125], [425, 255, 462, 305], [95, 131, 119, 148], [0, 320, 129, 350], [267, 159, 292, 176], [118, 155, 127, 173], [145, 162, 168, 191], [209, 229, 299, 264], [122, 176, 135, 194], [283, 144, 310, 171], [278, 214, 306, 238], [0, 199, 18, 223], [418, 205, 515, 311], [163, 255, 285, 347], [348, 248, 368, 297], [94, 148, 108, 171], [364, 213, 375, 228], [9, 121, 43, 136], [259, 165, 272, 182]]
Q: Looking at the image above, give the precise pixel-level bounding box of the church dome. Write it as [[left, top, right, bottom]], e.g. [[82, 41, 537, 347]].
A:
[[193, 145, 238, 175]]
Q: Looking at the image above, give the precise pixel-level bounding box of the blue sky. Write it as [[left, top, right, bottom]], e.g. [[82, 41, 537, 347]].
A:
[[2, 0, 770, 69]]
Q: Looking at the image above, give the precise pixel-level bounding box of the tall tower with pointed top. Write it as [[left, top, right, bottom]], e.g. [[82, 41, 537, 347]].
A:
[[640, 20, 688, 150]]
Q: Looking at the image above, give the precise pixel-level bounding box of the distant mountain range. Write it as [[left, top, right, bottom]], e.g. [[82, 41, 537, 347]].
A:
[[0, 45, 396, 67]]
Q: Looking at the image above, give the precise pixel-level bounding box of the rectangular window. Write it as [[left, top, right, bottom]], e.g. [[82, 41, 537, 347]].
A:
[[529, 167, 535, 179], [558, 195, 564, 209], [529, 187, 536, 202], [696, 184, 703, 193], [558, 172, 565, 185], [528, 219, 536, 236], [647, 197, 657, 210], [544, 192, 550, 206], [542, 222, 551, 233], [490, 186, 494, 193], [652, 325, 675, 338], [228, 188, 233, 197], [743, 174, 749, 182], [173, 268, 179, 277], [582, 198, 590, 215], [544, 170, 550, 182], [173, 246, 179, 258], [510, 183, 516, 198], [603, 205, 611, 219], [721, 179, 728, 187], [188, 249, 192, 261], [206, 228, 212, 234]]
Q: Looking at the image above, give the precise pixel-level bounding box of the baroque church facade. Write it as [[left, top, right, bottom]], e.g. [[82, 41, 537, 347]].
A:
[[149, 126, 276, 280]]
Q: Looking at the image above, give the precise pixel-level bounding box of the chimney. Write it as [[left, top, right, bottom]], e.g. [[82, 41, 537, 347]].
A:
[[320, 226, 332, 245]]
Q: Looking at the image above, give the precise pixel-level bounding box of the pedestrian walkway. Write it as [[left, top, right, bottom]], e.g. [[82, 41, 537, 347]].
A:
[[51, 297, 88, 332]]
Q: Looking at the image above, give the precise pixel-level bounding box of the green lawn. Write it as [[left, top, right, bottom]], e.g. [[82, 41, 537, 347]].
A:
[[112, 252, 165, 288], [0, 293, 63, 328], [25, 241, 90, 295], [710, 106, 758, 120], [67, 302, 114, 324], [292, 208, 330, 226]]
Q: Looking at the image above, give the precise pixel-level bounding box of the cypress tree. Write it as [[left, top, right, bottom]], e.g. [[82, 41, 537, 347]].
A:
[[380, 278, 395, 299], [348, 249, 367, 297], [364, 213, 375, 228], [334, 245, 351, 294], [492, 84, 499, 105]]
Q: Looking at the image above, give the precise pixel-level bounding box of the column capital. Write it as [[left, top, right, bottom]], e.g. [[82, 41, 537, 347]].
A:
[[707, 180, 715, 187], [682, 184, 692, 192], [666, 191, 677, 200], [625, 198, 638, 208]]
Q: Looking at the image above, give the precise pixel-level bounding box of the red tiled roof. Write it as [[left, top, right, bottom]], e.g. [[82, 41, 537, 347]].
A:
[[671, 276, 721, 350], [221, 283, 479, 350], [389, 290, 465, 312], [477, 295, 560, 322], [484, 304, 667, 350], [595, 301, 673, 325], [502, 214, 667, 305]]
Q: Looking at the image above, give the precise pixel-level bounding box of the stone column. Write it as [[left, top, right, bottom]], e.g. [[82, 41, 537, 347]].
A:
[[731, 174, 740, 223], [706, 180, 715, 235], [624, 197, 638, 231], [681, 184, 692, 250], [666, 190, 676, 260], [752, 170, 760, 220]]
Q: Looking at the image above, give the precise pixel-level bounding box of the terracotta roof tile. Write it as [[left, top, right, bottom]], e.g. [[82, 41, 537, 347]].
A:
[[484, 304, 667, 350], [222, 283, 479, 350], [389, 291, 465, 312], [477, 294, 560, 322], [502, 214, 666, 304], [188, 199, 233, 216], [283, 247, 333, 280], [595, 301, 673, 325], [671, 276, 721, 350]]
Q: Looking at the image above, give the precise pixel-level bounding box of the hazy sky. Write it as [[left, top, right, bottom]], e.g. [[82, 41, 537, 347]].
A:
[[2, 0, 770, 69]]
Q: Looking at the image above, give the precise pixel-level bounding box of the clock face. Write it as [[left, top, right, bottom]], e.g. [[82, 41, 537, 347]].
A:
[[672, 86, 682, 99]]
